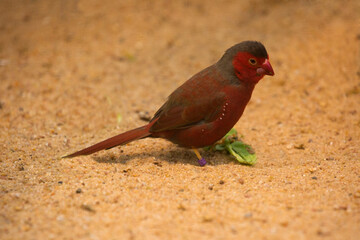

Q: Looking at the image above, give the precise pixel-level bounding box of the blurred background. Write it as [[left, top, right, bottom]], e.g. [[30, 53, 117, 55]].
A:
[[0, 0, 359, 134]]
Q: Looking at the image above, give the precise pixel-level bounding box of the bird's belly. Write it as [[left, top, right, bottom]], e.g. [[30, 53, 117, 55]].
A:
[[169, 121, 235, 148], [162, 100, 247, 147]]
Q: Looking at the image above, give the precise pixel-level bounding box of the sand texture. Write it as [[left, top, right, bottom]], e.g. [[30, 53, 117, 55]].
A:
[[0, 0, 359, 239]]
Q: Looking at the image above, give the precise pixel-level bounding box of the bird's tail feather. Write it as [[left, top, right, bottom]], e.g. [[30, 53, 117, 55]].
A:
[[63, 125, 151, 158]]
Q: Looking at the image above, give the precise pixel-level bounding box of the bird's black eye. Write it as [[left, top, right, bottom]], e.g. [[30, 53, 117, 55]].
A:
[[249, 58, 257, 65]]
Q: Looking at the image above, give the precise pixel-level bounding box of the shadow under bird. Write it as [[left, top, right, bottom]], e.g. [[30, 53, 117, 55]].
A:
[[63, 41, 274, 166]]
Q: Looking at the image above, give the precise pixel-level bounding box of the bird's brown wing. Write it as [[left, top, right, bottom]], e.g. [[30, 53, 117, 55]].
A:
[[150, 67, 226, 132], [150, 95, 225, 132]]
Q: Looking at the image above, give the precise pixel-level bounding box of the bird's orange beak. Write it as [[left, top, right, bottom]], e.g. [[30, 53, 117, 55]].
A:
[[257, 59, 274, 76]]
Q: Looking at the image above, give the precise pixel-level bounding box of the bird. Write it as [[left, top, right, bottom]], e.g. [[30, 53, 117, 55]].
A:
[[63, 41, 274, 166]]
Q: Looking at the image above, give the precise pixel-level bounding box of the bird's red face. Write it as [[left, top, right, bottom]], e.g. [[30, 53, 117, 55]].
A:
[[232, 52, 274, 83]]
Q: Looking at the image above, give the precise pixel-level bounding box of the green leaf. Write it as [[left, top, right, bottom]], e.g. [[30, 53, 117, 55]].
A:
[[203, 128, 257, 165], [214, 144, 226, 151], [224, 128, 237, 139], [227, 141, 257, 165]]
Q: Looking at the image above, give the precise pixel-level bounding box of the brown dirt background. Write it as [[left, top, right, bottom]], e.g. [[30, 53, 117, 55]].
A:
[[0, 0, 360, 239]]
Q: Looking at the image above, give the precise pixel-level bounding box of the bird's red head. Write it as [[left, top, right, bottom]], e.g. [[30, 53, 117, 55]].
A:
[[217, 41, 274, 84], [232, 51, 274, 83]]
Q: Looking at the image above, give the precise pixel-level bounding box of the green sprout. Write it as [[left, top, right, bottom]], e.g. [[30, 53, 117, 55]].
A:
[[204, 128, 257, 165]]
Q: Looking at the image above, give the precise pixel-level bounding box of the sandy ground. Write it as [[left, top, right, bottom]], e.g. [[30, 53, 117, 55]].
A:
[[0, 0, 359, 239]]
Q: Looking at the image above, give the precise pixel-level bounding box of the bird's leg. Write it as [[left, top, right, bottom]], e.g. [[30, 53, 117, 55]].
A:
[[192, 148, 207, 166]]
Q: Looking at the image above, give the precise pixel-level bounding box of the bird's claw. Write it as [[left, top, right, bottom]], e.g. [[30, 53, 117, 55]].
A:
[[198, 157, 207, 167]]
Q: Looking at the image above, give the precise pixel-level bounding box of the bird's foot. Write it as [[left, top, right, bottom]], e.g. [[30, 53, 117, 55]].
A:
[[192, 148, 207, 167], [198, 157, 207, 166]]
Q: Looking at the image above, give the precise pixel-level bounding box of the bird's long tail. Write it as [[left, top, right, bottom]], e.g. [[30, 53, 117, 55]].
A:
[[63, 125, 152, 158]]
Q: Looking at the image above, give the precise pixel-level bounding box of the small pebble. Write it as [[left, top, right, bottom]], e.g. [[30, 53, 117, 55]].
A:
[[80, 204, 95, 213], [202, 215, 214, 222], [153, 161, 162, 167], [63, 138, 70, 146], [219, 180, 225, 185], [178, 204, 186, 211], [311, 176, 318, 180], [244, 212, 253, 218], [317, 228, 330, 236], [56, 215, 65, 221], [294, 144, 305, 150], [238, 178, 245, 184], [76, 188, 82, 194], [138, 111, 151, 121], [244, 193, 251, 198], [208, 184, 214, 190]]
